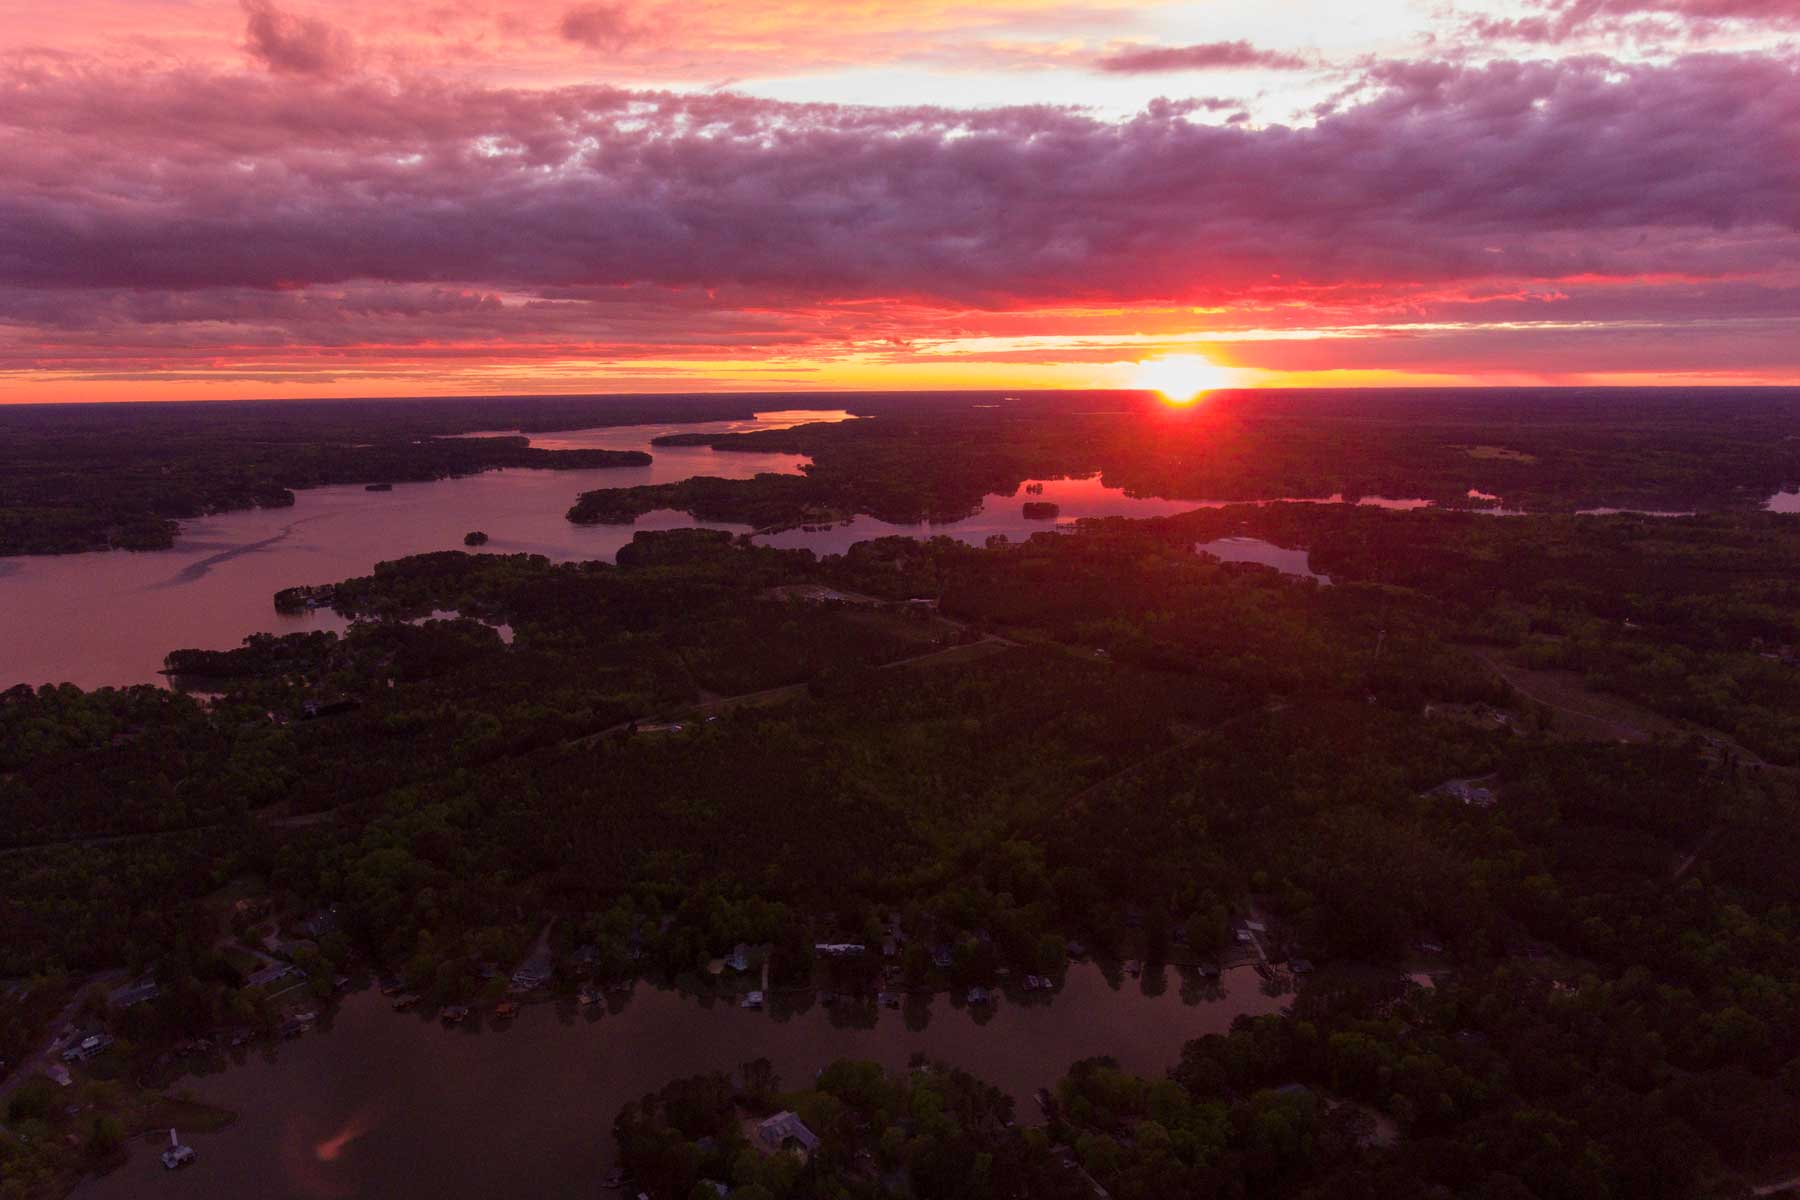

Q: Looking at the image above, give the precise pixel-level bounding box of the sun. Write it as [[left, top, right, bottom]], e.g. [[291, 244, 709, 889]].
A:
[[1134, 354, 1231, 404]]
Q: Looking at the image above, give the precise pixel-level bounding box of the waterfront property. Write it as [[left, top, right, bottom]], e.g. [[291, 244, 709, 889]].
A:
[[755, 1111, 821, 1158]]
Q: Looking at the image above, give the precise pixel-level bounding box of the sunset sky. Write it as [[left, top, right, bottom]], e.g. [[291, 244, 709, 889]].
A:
[[3, 0, 1799, 402]]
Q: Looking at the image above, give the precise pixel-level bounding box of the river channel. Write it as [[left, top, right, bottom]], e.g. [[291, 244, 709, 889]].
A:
[[77, 963, 1283, 1199]]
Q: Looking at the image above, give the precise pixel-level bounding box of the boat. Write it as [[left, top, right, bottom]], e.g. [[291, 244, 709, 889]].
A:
[[363, 482, 393, 492], [740, 991, 764, 1010], [439, 1004, 470, 1023], [161, 1128, 196, 1170], [392, 992, 421, 1010], [578, 987, 598, 1007], [493, 1001, 517, 1018]]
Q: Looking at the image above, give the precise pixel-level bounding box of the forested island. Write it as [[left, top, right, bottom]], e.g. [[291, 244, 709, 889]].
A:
[[3, 393, 1800, 1198], [568, 388, 1800, 534], [0, 394, 743, 555], [9, 389, 1798, 558]]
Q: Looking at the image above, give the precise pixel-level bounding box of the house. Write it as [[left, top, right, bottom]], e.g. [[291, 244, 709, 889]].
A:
[[757, 1111, 821, 1156], [110, 975, 161, 1009], [967, 986, 991, 1005], [510, 967, 549, 992], [246, 963, 296, 990], [1428, 777, 1498, 808], [741, 991, 764, 1010], [61, 1032, 113, 1063], [726, 944, 752, 972], [813, 943, 865, 959], [295, 906, 339, 939], [931, 945, 954, 970]]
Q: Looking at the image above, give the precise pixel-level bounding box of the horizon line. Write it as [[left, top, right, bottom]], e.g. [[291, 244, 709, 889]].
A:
[[10, 382, 1800, 409]]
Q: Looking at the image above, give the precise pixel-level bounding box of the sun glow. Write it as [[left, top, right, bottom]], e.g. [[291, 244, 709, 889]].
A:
[[1133, 354, 1231, 404]]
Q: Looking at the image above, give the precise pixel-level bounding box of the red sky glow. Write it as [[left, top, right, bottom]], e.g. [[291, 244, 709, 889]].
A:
[[4, 0, 1800, 401]]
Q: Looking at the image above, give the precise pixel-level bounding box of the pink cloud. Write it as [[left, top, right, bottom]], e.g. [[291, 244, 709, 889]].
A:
[[1467, 0, 1800, 43], [559, 4, 640, 51], [5, 55, 1797, 296], [242, 0, 355, 76], [1, 50, 1799, 384], [1096, 40, 1313, 72]]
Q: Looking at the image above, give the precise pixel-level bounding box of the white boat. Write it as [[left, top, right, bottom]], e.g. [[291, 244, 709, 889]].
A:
[[161, 1128, 196, 1170], [740, 990, 764, 1010]]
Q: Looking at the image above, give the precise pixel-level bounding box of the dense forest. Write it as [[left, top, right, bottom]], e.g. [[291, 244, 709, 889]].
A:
[[4, 395, 1800, 1198], [8, 389, 1799, 555], [569, 388, 1800, 532], [0, 393, 760, 555]]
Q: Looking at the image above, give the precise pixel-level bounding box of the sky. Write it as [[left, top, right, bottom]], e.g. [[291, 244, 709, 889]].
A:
[[2, 0, 1799, 402]]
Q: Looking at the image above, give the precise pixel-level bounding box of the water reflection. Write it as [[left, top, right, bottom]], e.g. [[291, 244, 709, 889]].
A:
[[0, 413, 838, 690], [77, 963, 1281, 1200], [754, 479, 1439, 557], [755, 474, 1204, 555], [1575, 507, 1696, 517], [1195, 537, 1331, 583], [1766, 490, 1800, 514]]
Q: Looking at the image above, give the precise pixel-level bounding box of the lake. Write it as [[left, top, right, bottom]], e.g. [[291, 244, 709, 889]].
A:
[[0, 413, 830, 691], [1196, 537, 1331, 583], [11, 407, 1778, 691], [0, 415, 1243, 690], [77, 963, 1283, 1200]]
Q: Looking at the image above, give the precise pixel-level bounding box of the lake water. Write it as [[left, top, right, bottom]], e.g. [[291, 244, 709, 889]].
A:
[[0, 416, 1282, 690], [1196, 537, 1331, 583], [77, 963, 1283, 1200], [756, 483, 1437, 557], [10, 404, 1779, 692], [755, 474, 1209, 556], [0, 414, 834, 691]]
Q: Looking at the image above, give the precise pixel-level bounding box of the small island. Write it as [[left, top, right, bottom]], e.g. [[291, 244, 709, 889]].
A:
[[364, 482, 394, 492], [1022, 500, 1060, 520], [463, 530, 490, 546]]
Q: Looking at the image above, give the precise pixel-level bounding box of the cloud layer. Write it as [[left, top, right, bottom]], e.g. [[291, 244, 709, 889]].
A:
[[3, 1, 1800, 396], [1096, 40, 1312, 72]]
